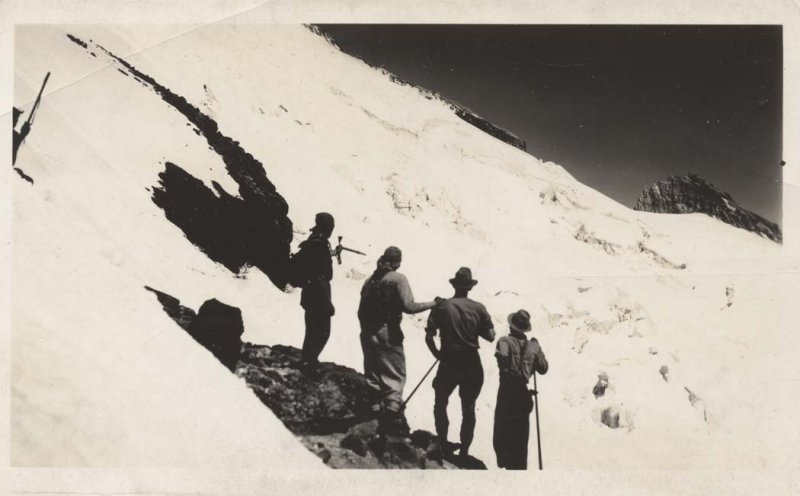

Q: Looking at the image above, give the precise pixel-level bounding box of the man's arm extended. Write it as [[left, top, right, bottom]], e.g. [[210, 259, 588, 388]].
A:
[[396, 274, 435, 314]]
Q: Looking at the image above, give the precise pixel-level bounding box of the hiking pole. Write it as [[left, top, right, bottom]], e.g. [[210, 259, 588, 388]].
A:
[[402, 359, 438, 408], [533, 371, 543, 470]]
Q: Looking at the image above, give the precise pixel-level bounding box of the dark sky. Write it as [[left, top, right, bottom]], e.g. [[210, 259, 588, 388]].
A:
[[315, 25, 782, 225]]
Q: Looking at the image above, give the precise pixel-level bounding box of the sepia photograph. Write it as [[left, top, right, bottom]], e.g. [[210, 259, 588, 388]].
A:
[[3, 1, 799, 495]]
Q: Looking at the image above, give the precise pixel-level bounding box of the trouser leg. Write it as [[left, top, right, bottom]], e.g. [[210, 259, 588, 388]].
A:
[[376, 343, 406, 413], [458, 352, 483, 454], [519, 409, 530, 470], [503, 383, 530, 470], [432, 361, 457, 443], [302, 310, 331, 364], [493, 384, 511, 468], [360, 333, 381, 415]]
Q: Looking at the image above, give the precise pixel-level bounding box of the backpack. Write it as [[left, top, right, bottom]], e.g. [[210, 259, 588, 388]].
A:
[[287, 242, 311, 287]]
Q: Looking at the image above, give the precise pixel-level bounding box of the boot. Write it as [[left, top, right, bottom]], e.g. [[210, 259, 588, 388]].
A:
[[379, 410, 410, 438]]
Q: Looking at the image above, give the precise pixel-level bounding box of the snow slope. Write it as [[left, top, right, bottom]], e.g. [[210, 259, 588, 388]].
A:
[[11, 23, 797, 474]]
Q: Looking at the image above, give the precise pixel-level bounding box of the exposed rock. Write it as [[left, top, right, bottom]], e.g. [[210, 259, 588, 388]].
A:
[[593, 372, 609, 398], [67, 34, 294, 287], [190, 299, 244, 371], [452, 105, 527, 151], [725, 285, 735, 308], [598, 406, 634, 430], [145, 287, 241, 370], [634, 174, 781, 243], [659, 365, 669, 382], [374, 434, 427, 469], [341, 420, 379, 456], [685, 386, 701, 408], [574, 224, 619, 255], [236, 344, 371, 434], [147, 287, 485, 469], [14, 167, 34, 184], [145, 286, 196, 330]]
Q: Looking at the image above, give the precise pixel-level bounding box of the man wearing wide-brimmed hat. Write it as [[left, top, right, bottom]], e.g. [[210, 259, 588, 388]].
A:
[[493, 309, 549, 470], [425, 267, 496, 461], [358, 246, 438, 436]]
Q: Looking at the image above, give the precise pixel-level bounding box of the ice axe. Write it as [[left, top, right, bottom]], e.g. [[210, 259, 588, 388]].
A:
[[532, 371, 543, 470], [335, 236, 366, 265]]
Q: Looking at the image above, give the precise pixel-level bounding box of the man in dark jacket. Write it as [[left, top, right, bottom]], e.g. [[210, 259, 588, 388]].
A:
[[425, 267, 495, 460], [493, 309, 548, 470], [293, 212, 340, 371], [358, 246, 437, 436]]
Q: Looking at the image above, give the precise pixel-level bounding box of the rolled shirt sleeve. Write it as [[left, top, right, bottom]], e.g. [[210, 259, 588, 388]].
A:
[[478, 305, 495, 341], [535, 350, 549, 375], [530, 339, 549, 375], [425, 309, 439, 335], [495, 337, 512, 373]]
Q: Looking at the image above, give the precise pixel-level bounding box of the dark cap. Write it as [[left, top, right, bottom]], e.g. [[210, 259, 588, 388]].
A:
[[314, 212, 335, 232], [382, 246, 402, 263]]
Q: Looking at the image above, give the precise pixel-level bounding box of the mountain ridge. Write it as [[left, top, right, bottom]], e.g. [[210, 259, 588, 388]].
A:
[[634, 173, 782, 243]]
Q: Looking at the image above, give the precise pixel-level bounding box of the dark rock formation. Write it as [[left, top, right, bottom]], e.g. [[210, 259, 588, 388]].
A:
[[146, 287, 242, 370], [592, 373, 609, 398], [452, 105, 527, 151], [237, 344, 484, 469], [600, 407, 621, 429], [67, 34, 294, 287], [307, 27, 525, 153], [237, 344, 371, 434], [147, 287, 485, 469], [634, 174, 781, 243], [145, 286, 195, 331], [151, 163, 282, 277], [191, 299, 244, 371]]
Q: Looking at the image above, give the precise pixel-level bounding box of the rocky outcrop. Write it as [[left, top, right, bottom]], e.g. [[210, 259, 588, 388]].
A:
[[237, 345, 486, 469], [146, 287, 486, 469], [452, 105, 527, 151], [68, 34, 294, 287], [634, 174, 781, 243], [146, 287, 242, 370], [191, 299, 244, 371], [237, 343, 371, 434]]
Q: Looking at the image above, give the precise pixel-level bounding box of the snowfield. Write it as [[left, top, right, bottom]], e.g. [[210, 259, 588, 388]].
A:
[[9, 21, 800, 483]]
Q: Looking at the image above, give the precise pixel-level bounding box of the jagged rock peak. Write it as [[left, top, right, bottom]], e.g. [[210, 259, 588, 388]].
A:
[[634, 174, 781, 243]]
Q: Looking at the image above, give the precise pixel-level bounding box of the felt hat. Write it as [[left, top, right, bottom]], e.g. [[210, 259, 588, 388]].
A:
[[508, 309, 532, 333], [449, 267, 478, 289]]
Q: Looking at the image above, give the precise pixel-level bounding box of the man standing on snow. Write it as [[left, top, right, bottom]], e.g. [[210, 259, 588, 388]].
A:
[[292, 212, 341, 371], [358, 246, 438, 436], [493, 309, 548, 470], [425, 267, 495, 461]]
